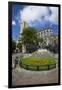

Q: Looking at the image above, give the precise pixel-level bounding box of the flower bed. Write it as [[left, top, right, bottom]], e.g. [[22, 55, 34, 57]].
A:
[[19, 57, 56, 71]]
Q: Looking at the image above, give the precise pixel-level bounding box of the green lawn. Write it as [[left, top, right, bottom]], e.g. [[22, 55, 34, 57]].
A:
[[20, 57, 56, 71], [21, 57, 56, 66]]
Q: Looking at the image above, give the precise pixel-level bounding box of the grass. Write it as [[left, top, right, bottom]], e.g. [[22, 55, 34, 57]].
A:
[[20, 57, 56, 71], [21, 57, 56, 66]]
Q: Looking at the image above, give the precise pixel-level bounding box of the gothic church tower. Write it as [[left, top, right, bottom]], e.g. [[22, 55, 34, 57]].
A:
[[20, 21, 28, 53]]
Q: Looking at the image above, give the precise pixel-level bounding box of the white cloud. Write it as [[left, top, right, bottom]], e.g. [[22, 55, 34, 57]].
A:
[[12, 20, 16, 26], [20, 6, 58, 25], [49, 7, 58, 24]]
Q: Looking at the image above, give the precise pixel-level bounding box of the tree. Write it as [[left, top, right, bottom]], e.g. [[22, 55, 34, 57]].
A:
[[17, 42, 22, 52], [21, 27, 38, 44], [38, 37, 43, 43], [21, 27, 38, 53], [12, 40, 16, 53]]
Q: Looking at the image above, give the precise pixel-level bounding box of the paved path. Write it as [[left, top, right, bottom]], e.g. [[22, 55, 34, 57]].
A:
[[12, 52, 58, 86], [12, 65, 58, 86]]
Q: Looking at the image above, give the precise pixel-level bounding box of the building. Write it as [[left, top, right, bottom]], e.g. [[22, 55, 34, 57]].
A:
[[37, 29, 53, 46], [19, 21, 28, 53], [20, 21, 28, 35], [19, 21, 58, 52], [38, 29, 53, 38]]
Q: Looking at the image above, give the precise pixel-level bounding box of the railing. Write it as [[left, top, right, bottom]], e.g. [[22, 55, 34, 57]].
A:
[[20, 62, 56, 71]]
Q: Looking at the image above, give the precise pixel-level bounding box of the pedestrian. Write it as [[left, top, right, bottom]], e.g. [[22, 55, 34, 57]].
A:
[[14, 56, 18, 69]]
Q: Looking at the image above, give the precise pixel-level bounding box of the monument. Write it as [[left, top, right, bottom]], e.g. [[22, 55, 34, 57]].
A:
[[20, 21, 28, 53]]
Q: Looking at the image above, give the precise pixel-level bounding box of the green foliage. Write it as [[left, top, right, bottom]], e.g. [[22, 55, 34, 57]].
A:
[[20, 27, 40, 53], [37, 37, 43, 43], [19, 57, 56, 71], [17, 42, 22, 52], [21, 27, 38, 45], [21, 57, 56, 66]]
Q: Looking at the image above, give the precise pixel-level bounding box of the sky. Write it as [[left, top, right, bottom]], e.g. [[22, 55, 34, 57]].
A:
[[12, 4, 59, 41]]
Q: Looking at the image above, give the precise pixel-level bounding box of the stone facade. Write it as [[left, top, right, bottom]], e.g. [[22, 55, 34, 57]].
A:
[[20, 21, 28, 53], [37, 29, 53, 46], [19, 21, 58, 52]]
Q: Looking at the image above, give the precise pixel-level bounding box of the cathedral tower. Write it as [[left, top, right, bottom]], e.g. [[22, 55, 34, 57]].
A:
[[20, 21, 28, 53]]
